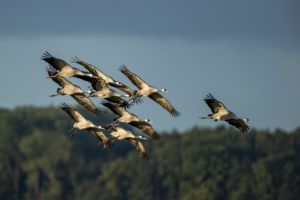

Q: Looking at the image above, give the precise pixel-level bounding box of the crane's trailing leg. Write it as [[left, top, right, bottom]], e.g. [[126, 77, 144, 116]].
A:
[[65, 128, 78, 140], [49, 94, 59, 97], [47, 74, 59, 79]]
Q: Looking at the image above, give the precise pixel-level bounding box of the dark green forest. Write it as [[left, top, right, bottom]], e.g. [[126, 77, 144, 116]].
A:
[[0, 106, 299, 200]]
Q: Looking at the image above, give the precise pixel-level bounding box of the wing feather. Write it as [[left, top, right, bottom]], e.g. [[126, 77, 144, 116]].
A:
[[149, 93, 180, 117], [73, 57, 136, 97], [71, 94, 98, 113], [47, 67, 72, 87], [129, 121, 160, 141], [108, 82, 135, 97], [42, 51, 69, 71], [119, 65, 149, 89], [105, 97, 131, 109], [225, 119, 249, 133], [87, 128, 113, 148], [72, 56, 106, 78], [127, 138, 149, 160], [204, 93, 229, 113], [101, 102, 127, 116], [91, 77, 108, 91], [60, 103, 80, 122]]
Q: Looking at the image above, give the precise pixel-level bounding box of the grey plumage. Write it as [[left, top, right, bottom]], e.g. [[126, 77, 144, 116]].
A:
[[47, 67, 98, 113], [61, 103, 113, 148], [102, 102, 160, 141], [119, 65, 180, 117], [200, 93, 251, 133], [106, 125, 149, 160], [42, 51, 93, 80], [72, 56, 141, 103]]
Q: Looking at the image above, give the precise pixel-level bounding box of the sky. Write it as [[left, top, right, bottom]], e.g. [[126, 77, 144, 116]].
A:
[[1, 0, 300, 132]]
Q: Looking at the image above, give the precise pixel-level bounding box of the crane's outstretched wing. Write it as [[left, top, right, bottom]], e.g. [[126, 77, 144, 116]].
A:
[[129, 121, 160, 141], [225, 119, 249, 133], [71, 94, 98, 113], [42, 51, 68, 71], [91, 77, 108, 91], [47, 67, 72, 87], [72, 56, 106, 78], [204, 93, 229, 114], [148, 93, 180, 117], [101, 102, 127, 116], [109, 82, 136, 98], [61, 103, 86, 122], [88, 128, 113, 148], [119, 65, 150, 89], [73, 57, 136, 96], [42, 52, 93, 81], [105, 97, 131, 109], [127, 138, 149, 160]]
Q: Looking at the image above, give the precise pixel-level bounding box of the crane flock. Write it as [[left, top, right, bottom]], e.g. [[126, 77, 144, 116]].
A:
[[42, 51, 251, 160]]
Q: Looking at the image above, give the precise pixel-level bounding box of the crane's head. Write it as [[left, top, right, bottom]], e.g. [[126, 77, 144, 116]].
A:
[[161, 88, 168, 93], [115, 81, 122, 86], [243, 118, 251, 122], [144, 119, 152, 123], [137, 135, 147, 140]]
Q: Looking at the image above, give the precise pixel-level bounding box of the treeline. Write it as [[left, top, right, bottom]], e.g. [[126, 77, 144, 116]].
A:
[[0, 106, 299, 200]]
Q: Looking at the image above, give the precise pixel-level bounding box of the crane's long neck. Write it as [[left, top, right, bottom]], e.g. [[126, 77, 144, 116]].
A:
[[121, 94, 130, 97]]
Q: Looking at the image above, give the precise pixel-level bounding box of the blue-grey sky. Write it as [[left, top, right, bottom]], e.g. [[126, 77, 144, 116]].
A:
[[1, 0, 299, 132]]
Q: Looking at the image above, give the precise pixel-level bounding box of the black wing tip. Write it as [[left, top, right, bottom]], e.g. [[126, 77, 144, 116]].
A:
[[46, 66, 57, 77], [171, 109, 181, 117], [151, 132, 161, 141], [132, 96, 143, 105], [120, 101, 132, 109], [103, 140, 114, 148], [101, 102, 113, 107], [71, 55, 81, 63], [41, 51, 53, 60], [141, 152, 150, 160], [60, 103, 71, 112], [204, 93, 215, 101], [46, 65, 56, 71], [119, 64, 128, 72], [241, 125, 250, 133]]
